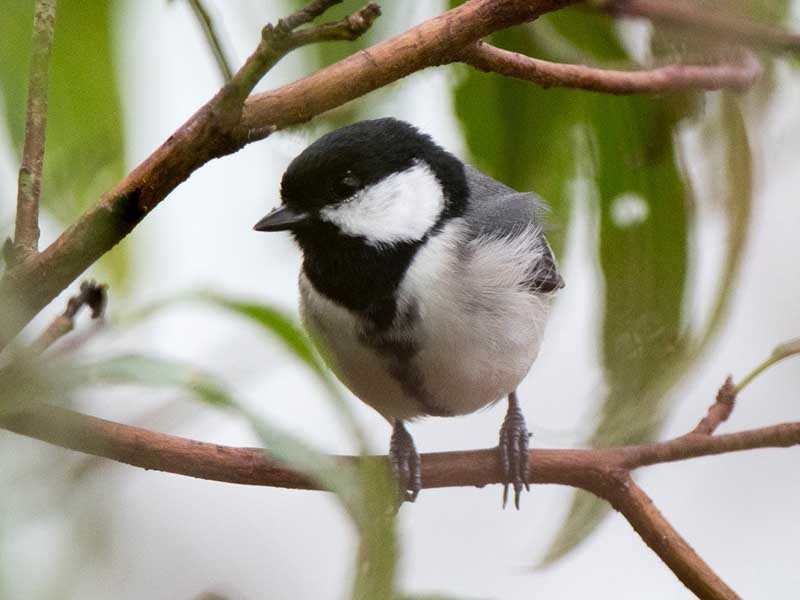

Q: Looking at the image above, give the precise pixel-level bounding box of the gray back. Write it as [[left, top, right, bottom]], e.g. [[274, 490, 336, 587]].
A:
[[462, 166, 564, 293]]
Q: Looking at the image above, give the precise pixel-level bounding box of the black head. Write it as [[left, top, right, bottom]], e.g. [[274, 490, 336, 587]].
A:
[[253, 118, 469, 244], [253, 118, 469, 329]]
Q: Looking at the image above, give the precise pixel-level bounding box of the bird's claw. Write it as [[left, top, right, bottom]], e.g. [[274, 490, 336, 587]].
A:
[[499, 396, 530, 510], [390, 421, 421, 503]]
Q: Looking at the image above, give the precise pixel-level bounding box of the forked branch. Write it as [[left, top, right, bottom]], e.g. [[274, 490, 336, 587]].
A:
[[2, 355, 800, 600], [6, 0, 800, 347]]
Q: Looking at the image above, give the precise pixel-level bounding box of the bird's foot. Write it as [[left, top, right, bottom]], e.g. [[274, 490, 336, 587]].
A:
[[389, 420, 422, 503], [499, 391, 530, 510]]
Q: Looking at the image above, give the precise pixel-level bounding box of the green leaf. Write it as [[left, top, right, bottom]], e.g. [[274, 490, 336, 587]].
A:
[[0, 0, 129, 285], [80, 353, 234, 408], [539, 76, 754, 570], [452, 8, 703, 564], [555, 15, 692, 567], [198, 292, 322, 373], [76, 352, 364, 501], [540, 90, 693, 568], [453, 28, 575, 256]]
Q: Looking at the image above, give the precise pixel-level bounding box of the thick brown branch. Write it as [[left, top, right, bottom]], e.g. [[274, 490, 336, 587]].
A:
[[604, 0, 800, 53], [0, 405, 604, 492], [4, 404, 797, 490], [2, 403, 797, 597], [459, 41, 761, 94], [13, 0, 57, 261]]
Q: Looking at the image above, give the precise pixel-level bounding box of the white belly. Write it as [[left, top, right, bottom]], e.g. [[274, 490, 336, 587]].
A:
[[299, 220, 554, 421]]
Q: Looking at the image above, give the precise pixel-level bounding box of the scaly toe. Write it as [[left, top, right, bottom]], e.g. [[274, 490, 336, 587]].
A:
[[498, 402, 530, 510], [390, 422, 422, 503]]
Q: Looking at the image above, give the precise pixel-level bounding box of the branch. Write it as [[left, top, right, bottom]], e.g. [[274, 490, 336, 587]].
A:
[[2, 0, 796, 346], [13, 0, 57, 262], [612, 479, 739, 600], [459, 41, 762, 94], [209, 2, 381, 128], [2, 402, 799, 599], [186, 0, 234, 82], [3, 405, 797, 490], [603, 0, 800, 53], [29, 280, 107, 354], [5, 341, 798, 597]]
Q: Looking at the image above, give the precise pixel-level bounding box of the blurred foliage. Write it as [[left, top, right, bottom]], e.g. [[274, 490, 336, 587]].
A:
[[113, 291, 396, 598], [0, 0, 128, 286], [0, 349, 64, 413], [59, 294, 400, 599], [451, 3, 754, 564]]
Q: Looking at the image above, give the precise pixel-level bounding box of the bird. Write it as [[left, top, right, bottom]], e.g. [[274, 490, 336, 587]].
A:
[[254, 118, 563, 508]]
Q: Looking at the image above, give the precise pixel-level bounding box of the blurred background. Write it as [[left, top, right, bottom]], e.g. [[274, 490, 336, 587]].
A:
[[1, 1, 799, 598]]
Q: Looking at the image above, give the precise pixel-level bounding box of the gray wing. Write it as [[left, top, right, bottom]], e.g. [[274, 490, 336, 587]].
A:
[[462, 166, 564, 293]]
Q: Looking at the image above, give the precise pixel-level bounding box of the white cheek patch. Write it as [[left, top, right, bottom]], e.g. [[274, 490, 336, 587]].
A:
[[319, 162, 445, 245]]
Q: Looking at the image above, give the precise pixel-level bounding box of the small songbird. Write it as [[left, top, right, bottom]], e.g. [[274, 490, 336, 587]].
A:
[[254, 118, 563, 508]]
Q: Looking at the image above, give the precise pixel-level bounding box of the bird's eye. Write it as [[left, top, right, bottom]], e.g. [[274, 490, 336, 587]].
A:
[[336, 172, 361, 196]]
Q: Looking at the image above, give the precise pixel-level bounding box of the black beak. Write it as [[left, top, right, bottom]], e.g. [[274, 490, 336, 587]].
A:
[[253, 206, 310, 232]]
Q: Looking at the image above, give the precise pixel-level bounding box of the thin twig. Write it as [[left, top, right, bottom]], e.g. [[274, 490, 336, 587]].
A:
[[29, 280, 107, 354], [602, 0, 800, 53], [223, 2, 381, 112], [692, 376, 736, 435], [186, 0, 234, 82], [282, 0, 345, 30], [13, 0, 58, 261], [459, 41, 762, 94]]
